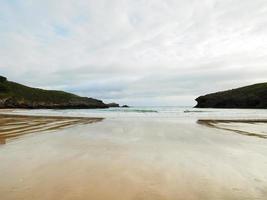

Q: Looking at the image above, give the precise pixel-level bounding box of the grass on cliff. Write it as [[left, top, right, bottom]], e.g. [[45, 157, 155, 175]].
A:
[[0, 77, 83, 103], [196, 82, 267, 108], [209, 83, 267, 97]]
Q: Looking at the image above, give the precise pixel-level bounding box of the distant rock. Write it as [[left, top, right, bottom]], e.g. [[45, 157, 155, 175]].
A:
[[107, 103, 120, 107], [122, 105, 129, 108], [0, 75, 108, 109], [0, 76, 7, 82], [195, 83, 267, 109]]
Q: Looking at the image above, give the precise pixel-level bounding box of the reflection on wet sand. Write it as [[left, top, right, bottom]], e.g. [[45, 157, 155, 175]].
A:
[[1, 116, 267, 200], [198, 119, 267, 139], [0, 114, 103, 144]]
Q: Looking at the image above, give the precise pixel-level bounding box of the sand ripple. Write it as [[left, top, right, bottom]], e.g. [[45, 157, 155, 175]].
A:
[[0, 114, 103, 144], [198, 119, 267, 139]]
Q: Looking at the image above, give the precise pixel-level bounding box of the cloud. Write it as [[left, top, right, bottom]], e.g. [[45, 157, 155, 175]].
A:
[[1, 0, 267, 106]]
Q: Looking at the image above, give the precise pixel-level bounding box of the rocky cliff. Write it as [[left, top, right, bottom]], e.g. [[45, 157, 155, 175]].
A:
[[0, 76, 108, 109], [195, 83, 267, 109]]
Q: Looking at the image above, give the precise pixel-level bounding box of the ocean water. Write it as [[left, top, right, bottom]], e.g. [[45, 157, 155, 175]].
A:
[[4, 106, 267, 120]]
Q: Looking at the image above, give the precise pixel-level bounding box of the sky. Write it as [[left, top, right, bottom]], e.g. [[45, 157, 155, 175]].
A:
[[1, 0, 267, 106]]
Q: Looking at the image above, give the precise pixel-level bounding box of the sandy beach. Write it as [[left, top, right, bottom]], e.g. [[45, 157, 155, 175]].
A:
[[1, 110, 267, 200], [2, 0, 267, 198], [0, 114, 103, 144]]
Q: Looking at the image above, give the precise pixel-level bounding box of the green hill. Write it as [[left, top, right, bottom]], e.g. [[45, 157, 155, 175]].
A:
[[195, 83, 267, 109], [0, 76, 108, 109]]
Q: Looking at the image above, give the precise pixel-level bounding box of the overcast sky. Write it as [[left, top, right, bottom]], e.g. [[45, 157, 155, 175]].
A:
[[1, 0, 267, 106]]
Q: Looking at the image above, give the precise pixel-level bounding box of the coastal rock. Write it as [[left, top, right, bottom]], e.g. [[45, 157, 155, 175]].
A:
[[0, 76, 7, 83], [0, 76, 7, 82], [122, 105, 129, 108], [195, 83, 267, 108], [0, 76, 108, 109], [107, 103, 120, 107]]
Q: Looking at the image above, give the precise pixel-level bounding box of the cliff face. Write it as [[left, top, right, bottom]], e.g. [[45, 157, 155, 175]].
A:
[[195, 83, 267, 109], [0, 76, 108, 109]]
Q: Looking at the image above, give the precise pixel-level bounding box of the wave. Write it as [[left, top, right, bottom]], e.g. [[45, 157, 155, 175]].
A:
[[184, 110, 209, 113], [118, 109, 158, 113], [123, 110, 158, 113]]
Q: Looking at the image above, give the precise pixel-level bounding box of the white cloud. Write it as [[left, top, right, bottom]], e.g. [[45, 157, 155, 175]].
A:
[[1, 0, 267, 106]]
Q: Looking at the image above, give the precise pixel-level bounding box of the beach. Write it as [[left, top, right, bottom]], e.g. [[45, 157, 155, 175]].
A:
[[1, 108, 267, 200]]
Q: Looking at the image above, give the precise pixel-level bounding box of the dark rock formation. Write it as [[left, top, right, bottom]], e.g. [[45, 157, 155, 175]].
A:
[[122, 105, 129, 108], [0, 76, 108, 109], [195, 83, 267, 108], [107, 103, 120, 107], [0, 76, 7, 82]]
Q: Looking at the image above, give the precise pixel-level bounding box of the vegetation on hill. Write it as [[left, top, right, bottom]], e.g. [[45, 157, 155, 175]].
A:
[[0, 76, 108, 109], [195, 83, 267, 108]]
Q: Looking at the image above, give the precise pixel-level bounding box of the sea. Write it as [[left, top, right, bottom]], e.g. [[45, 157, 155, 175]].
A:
[[6, 106, 267, 120]]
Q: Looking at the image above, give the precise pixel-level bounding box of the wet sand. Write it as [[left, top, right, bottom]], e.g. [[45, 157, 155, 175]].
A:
[[1, 115, 267, 199], [0, 114, 103, 144], [198, 119, 267, 139]]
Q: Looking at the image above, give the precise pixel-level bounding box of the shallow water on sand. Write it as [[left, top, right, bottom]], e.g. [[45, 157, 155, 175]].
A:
[[1, 109, 267, 200]]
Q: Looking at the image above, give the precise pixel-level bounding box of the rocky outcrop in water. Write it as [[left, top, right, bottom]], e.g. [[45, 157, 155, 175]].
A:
[[195, 83, 267, 108], [107, 103, 120, 107]]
